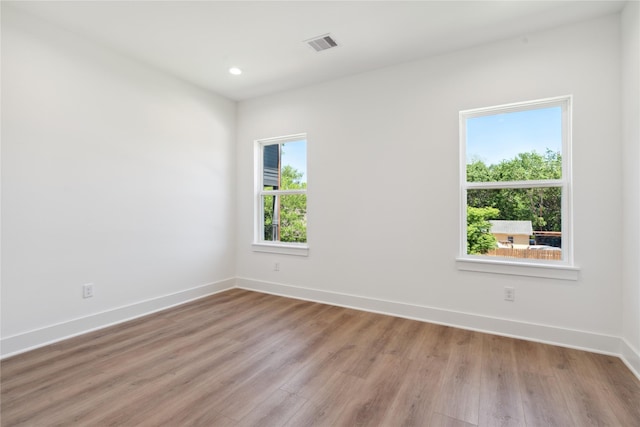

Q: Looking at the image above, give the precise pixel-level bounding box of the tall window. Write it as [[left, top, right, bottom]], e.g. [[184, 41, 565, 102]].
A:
[[255, 134, 307, 254], [460, 96, 572, 265]]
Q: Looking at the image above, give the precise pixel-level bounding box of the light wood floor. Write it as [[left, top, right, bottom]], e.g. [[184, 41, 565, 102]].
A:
[[2, 289, 639, 426]]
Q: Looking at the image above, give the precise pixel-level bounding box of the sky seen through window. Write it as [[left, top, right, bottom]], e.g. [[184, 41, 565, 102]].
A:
[[466, 106, 562, 166]]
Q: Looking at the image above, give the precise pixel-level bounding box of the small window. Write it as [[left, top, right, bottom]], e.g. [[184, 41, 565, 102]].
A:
[[459, 96, 573, 268], [254, 134, 308, 256]]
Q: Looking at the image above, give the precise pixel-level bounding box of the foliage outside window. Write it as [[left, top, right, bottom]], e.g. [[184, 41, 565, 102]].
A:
[[256, 135, 307, 250], [460, 97, 572, 265]]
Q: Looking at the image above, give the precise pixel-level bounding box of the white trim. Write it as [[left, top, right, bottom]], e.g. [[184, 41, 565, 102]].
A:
[[236, 277, 628, 367], [0, 278, 236, 359], [460, 95, 572, 117], [456, 257, 579, 280], [459, 95, 574, 270], [255, 133, 307, 145], [620, 338, 640, 380], [258, 189, 306, 196], [251, 242, 309, 256]]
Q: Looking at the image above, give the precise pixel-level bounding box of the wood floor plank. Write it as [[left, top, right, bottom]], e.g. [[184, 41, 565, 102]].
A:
[[478, 335, 525, 427], [585, 352, 640, 425], [554, 366, 621, 426], [407, 322, 456, 362], [1, 316, 176, 394], [334, 353, 411, 425], [512, 339, 557, 377], [236, 389, 307, 427], [2, 289, 639, 427], [432, 328, 484, 425], [430, 412, 478, 427], [378, 350, 449, 427], [112, 300, 327, 424], [381, 316, 424, 358], [518, 371, 575, 426], [341, 314, 400, 378], [539, 346, 620, 426], [1, 322, 193, 422], [280, 341, 360, 399], [283, 371, 365, 427], [9, 334, 239, 426]]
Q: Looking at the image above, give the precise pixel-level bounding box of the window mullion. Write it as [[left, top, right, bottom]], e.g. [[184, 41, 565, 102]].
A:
[[260, 189, 307, 196], [465, 179, 563, 190]]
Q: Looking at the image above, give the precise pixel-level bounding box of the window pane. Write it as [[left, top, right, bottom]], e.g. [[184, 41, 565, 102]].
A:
[[466, 188, 562, 260], [466, 106, 562, 182], [280, 140, 307, 189], [262, 194, 307, 243], [263, 145, 280, 189], [262, 140, 307, 190], [263, 194, 276, 241]]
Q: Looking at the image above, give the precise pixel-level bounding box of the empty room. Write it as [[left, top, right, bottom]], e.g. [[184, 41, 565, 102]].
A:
[[2, 1, 639, 426]]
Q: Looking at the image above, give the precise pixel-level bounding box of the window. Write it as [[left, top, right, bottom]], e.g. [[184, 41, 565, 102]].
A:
[[458, 96, 577, 279], [253, 134, 308, 256]]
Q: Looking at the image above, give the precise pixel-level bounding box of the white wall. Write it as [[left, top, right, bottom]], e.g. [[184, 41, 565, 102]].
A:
[[2, 4, 636, 374], [1, 6, 236, 354], [622, 1, 640, 374], [237, 15, 627, 357]]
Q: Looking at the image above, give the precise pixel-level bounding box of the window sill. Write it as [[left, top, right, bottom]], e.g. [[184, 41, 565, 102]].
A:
[[456, 257, 579, 281], [252, 242, 309, 257]]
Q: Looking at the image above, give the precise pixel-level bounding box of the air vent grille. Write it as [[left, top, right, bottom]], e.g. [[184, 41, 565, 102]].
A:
[[306, 34, 338, 52]]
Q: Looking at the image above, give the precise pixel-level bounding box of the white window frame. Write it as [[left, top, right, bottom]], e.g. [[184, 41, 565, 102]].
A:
[[252, 133, 309, 256], [456, 96, 579, 280]]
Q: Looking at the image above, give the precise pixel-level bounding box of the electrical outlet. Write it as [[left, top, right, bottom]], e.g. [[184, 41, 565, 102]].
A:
[[274, 262, 280, 272], [83, 283, 94, 299], [504, 287, 515, 302]]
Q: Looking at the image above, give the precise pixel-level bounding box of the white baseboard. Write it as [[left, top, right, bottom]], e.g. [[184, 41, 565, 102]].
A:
[[1, 278, 236, 359], [237, 277, 640, 380], [620, 338, 640, 379], [4, 276, 639, 382]]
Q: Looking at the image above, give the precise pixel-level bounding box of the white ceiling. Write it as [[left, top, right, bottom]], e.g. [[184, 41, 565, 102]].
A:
[[6, 1, 626, 101]]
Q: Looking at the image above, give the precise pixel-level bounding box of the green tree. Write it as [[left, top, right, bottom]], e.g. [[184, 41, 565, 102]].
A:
[[279, 165, 307, 242], [466, 150, 562, 232], [467, 206, 500, 254], [263, 165, 307, 243], [466, 158, 493, 182]]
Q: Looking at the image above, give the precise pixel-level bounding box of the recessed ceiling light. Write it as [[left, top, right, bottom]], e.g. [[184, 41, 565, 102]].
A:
[[229, 67, 242, 75]]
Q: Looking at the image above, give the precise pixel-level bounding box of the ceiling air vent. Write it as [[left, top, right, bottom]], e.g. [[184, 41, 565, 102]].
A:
[[305, 34, 339, 52]]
